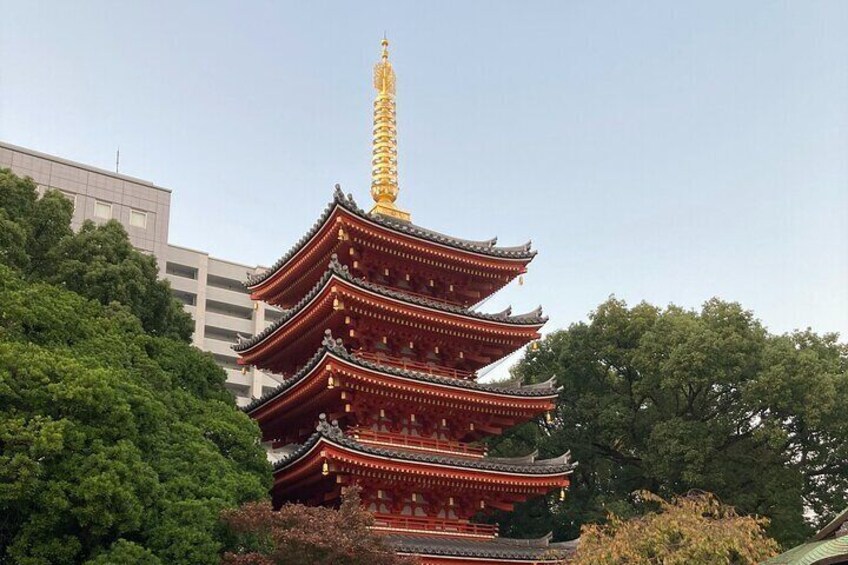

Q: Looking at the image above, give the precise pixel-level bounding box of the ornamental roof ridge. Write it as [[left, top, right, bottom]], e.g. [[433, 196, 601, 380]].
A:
[[315, 413, 345, 441], [240, 331, 560, 414], [235, 257, 547, 352], [246, 185, 536, 288], [234, 265, 337, 351], [384, 533, 578, 561], [272, 429, 576, 475]]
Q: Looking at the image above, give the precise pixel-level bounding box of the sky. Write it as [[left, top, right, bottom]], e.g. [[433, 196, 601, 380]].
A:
[[2, 1, 847, 378]]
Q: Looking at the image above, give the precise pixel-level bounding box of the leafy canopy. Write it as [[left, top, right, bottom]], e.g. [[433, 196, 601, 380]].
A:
[[0, 167, 193, 341], [220, 486, 416, 565], [0, 169, 271, 563], [489, 298, 848, 548], [571, 491, 779, 565]]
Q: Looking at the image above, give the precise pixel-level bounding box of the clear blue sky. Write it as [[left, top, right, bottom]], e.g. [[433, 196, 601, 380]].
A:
[[2, 2, 847, 370]]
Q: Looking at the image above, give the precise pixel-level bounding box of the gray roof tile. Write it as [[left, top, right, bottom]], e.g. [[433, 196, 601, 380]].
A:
[[247, 186, 535, 288], [234, 256, 546, 353], [241, 332, 561, 414], [272, 415, 575, 475]]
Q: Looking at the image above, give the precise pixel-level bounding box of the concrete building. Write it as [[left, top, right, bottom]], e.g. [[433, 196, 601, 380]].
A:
[[163, 245, 283, 403], [0, 141, 171, 268], [0, 141, 281, 406]]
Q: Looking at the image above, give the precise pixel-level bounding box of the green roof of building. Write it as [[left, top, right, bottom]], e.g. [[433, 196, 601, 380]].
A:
[[762, 506, 848, 565]]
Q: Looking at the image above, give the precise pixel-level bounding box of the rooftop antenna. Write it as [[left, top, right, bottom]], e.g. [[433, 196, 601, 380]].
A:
[[115, 147, 120, 173]]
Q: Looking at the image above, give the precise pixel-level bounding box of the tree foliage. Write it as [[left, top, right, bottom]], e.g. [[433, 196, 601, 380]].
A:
[[0, 265, 271, 564], [0, 168, 271, 563], [571, 491, 779, 564], [0, 167, 192, 341], [220, 486, 415, 565], [490, 298, 848, 548]]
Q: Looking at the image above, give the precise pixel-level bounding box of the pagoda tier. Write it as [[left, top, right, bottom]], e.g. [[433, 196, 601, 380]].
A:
[[272, 416, 573, 525], [244, 333, 561, 446], [234, 257, 546, 376], [245, 187, 535, 308], [385, 534, 577, 565]]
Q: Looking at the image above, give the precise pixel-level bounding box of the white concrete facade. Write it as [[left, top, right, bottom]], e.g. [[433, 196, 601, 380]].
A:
[[164, 244, 283, 405], [1, 140, 279, 406]]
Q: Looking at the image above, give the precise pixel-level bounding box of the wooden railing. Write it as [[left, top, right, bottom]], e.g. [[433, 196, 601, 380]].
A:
[[352, 428, 486, 458], [354, 351, 475, 380], [371, 514, 498, 539]]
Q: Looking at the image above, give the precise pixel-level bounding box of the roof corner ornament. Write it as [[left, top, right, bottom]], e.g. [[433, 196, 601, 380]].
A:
[[316, 413, 345, 440], [369, 38, 411, 223]]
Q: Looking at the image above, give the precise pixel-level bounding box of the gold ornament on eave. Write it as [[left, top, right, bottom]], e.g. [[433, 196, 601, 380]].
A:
[[369, 38, 411, 222]]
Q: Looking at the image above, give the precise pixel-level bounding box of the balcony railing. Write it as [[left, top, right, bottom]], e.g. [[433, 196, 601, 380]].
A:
[[353, 351, 475, 380], [371, 514, 498, 539], [351, 428, 486, 459]]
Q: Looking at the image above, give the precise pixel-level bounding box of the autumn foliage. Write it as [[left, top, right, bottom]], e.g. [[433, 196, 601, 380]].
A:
[[220, 486, 416, 565], [571, 491, 780, 564]]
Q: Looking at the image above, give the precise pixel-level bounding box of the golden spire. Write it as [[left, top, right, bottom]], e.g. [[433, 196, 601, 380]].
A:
[[369, 38, 411, 222]]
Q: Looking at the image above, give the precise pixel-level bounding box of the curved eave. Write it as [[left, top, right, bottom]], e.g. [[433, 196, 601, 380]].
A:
[[387, 535, 577, 563], [247, 187, 536, 293], [274, 434, 574, 479], [243, 344, 559, 416], [235, 264, 546, 356]]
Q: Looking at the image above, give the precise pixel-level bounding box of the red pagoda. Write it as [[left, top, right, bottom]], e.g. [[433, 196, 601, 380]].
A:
[[235, 39, 575, 564]]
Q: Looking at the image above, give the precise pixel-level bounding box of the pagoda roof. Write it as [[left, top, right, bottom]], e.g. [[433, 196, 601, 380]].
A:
[[234, 257, 547, 353], [763, 505, 848, 565], [273, 415, 574, 476], [242, 331, 561, 414], [385, 532, 578, 563], [247, 186, 536, 289]]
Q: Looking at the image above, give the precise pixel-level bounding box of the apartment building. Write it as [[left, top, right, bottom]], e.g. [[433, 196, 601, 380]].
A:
[[0, 141, 280, 406], [164, 245, 283, 402]]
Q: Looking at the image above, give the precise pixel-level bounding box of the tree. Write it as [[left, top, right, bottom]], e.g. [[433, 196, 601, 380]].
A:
[[571, 491, 779, 564], [51, 219, 193, 341], [0, 175, 273, 564], [220, 486, 416, 565], [0, 264, 271, 564], [0, 167, 193, 341], [489, 298, 848, 548]]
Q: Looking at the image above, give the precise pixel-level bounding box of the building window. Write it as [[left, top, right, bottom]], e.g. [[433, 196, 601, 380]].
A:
[[94, 201, 112, 219], [204, 325, 241, 343], [206, 299, 253, 320], [172, 290, 197, 306], [129, 209, 147, 228], [166, 262, 199, 280], [207, 274, 248, 293]]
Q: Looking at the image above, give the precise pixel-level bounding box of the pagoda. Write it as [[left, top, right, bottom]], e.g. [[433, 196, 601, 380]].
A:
[[235, 39, 575, 564]]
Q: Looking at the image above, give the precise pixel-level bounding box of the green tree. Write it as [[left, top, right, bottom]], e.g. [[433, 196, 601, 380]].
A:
[[571, 491, 779, 565], [51, 219, 193, 341], [25, 190, 73, 279], [0, 169, 271, 563], [0, 265, 271, 564], [489, 298, 848, 548], [0, 167, 192, 341]]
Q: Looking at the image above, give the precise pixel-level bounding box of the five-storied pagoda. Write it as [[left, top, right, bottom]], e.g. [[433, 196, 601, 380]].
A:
[[235, 39, 576, 564]]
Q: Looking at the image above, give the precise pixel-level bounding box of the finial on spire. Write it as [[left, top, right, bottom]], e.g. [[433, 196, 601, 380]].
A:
[[369, 37, 410, 222]]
